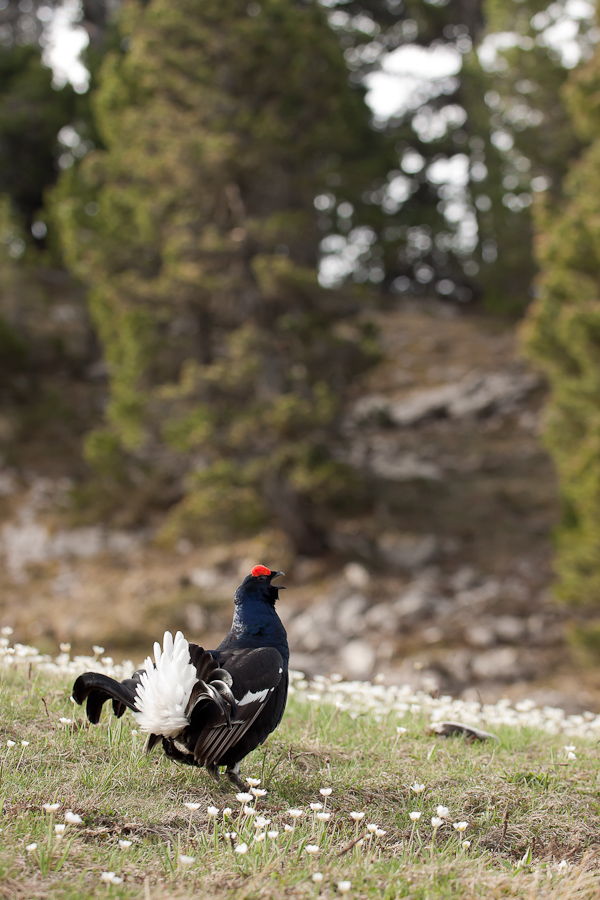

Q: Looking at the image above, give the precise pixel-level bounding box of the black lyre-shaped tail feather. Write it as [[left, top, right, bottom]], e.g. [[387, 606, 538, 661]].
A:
[[72, 671, 143, 725]]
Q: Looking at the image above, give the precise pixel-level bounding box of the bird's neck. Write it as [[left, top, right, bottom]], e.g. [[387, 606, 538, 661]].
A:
[[226, 601, 289, 662]]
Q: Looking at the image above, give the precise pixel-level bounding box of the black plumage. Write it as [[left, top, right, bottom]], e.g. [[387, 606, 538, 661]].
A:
[[72, 566, 289, 789]]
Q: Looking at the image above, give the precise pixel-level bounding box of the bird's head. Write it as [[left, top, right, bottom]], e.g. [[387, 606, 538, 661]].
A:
[[234, 565, 286, 607]]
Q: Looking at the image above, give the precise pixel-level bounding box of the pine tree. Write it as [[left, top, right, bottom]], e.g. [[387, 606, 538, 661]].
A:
[[522, 41, 600, 605], [53, 0, 381, 554]]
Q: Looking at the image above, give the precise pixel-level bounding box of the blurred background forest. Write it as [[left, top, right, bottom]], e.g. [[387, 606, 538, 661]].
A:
[[2, 0, 600, 709]]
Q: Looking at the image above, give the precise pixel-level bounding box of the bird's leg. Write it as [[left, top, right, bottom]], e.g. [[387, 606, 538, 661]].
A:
[[225, 762, 246, 791], [206, 762, 220, 784]]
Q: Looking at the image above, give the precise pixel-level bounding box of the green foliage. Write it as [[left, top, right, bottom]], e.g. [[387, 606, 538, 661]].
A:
[[0, 44, 79, 232], [522, 43, 600, 605], [53, 0, 380, 553]]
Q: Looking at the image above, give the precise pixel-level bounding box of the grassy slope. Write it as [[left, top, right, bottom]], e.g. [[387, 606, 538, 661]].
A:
[[1, 664, 600, 900]]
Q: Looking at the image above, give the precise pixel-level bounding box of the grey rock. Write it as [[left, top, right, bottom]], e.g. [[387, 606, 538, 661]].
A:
[[339, 639, 376, 681], [471, 647, 521, 681], [378, 532, 439, 571]]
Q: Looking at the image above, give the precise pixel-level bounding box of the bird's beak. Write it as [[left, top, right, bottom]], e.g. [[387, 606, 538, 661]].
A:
[[270, 571, 286, 588]]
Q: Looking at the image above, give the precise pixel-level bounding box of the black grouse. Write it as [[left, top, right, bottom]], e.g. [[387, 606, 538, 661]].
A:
[[72, 565, 289, 790]]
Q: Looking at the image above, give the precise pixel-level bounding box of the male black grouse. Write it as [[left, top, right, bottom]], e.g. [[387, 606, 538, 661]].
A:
[[72, 565, 288, 790]]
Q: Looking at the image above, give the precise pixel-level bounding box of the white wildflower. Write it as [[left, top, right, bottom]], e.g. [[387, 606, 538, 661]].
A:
[[453, 821, 468, 832], [6, 740, 16, 748], [310, 802, 323, 811], [179, 855, 195, 865], [254, 816, 271, 828], [54, 824, 66, 835], [267, 831, 279, 839], [236, 792, 253, 803], [100, 872, 123, 884], [222, 807, 232, 817], [118, 840, 132, 849], [410, 782, 425, 793], [243, 805, 257, 816], [184, 802, 200, 812], [409, 811, 421, 822], [246, 777, 261, 787], [207, 806, 219, 817], [375, 828, 386, 837], [349, 811, 365, 821], [312, 872, 324, 883], [21, 740, 29, 747], [26, 843, 37, 852], [436, 806, 449, 818], [64, 811, 83, 825], [284, 823, 294, 832], [43, 803, 61, 813], [305, 844, 320, 854], [319, 788, 332, 796], [251, 787, 267, 797], [287, 808, 303, 818], [338, 881, 351, 893], [431, 817, 443, 828], [462, 840, 471, 849], [235, 842, 248, 855], [316, 812, 331, 821]]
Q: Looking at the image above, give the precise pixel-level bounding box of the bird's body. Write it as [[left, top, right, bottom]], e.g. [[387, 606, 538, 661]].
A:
[[72, 566, 288, 789]]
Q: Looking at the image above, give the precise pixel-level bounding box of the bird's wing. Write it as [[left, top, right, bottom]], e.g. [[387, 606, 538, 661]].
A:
[[190, 646, 285, 767]]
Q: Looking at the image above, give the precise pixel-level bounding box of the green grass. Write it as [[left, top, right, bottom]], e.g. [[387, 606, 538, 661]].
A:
[[1, 664, 600, 899]]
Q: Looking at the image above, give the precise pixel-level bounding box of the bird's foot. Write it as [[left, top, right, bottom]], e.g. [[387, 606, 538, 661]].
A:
[[206, 762, 220, 784], [225, 763, 246, 792]]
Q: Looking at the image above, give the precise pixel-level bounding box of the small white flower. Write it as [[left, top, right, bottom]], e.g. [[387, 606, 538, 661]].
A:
[[436, 806, 449, 818], [59, 643, 71, 653], [118, 840, 132, 849], [349, 811, 364, 821], [64, 811, 83, 825], [43, 803, 61, 813], [287, 808, 303, 818], [316, 812, 331, 821], [21, 740, 29, 747], [224, 831, 237, 839], [409, 811, 421, 822], [319, 788, 332, 796], [26, 842, 37, 852], [338, 881, 351, 893], [207, 806, 219, 817], [243, 805, 256, 816], [396, 726, 407, 734], [312, 872, 324, 883], [254, 816, 271, 828], [410, 782, 425, 793], [462, 840, 471, 849], [0, 626, 13, 636], [267, 831, 279, 839], [305, 844, 320, 854], [92, 645, 105, 655], [557, 860, 568, 871], [564, 744, 576, 753], [431, 817, 443, 828], [235, 842, 248, 855], [246, 777, 261, 787], [251, 787, 267, 797], [222, 807, 232, 817], [184, 802, 201, 812], [54, 824, 66, 835], [567, 751, 577, 760], [284, 823, 294, 832], [178, 854, 195, 865], [58, 718, 73, 726], [453, 821, 468, 832], [254, 832, 266, 843], [375, 828, 386, 837], [6, 740, 16, 748], [100, 872, 122, 884], [236, 792, 253, 803], [310, 802, 323, 811]]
